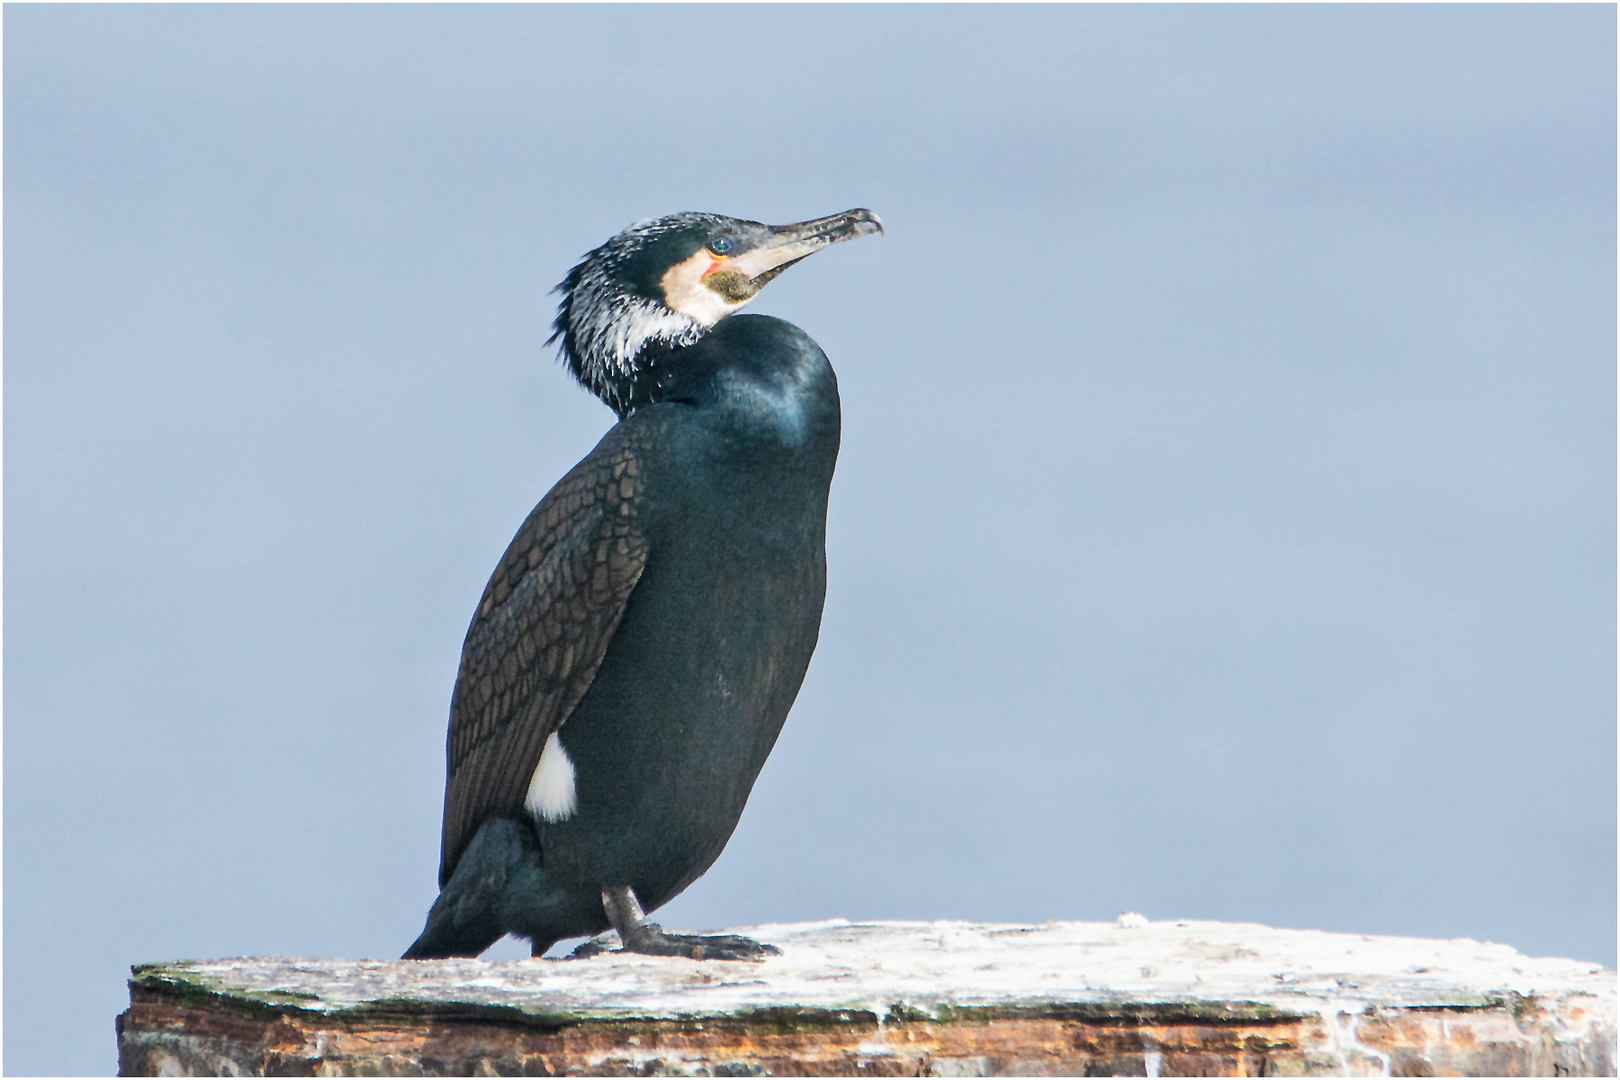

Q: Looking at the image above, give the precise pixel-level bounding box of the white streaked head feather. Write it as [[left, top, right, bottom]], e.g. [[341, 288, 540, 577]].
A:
[[552, 215, 722, 413], [526, 731, 577, 823]]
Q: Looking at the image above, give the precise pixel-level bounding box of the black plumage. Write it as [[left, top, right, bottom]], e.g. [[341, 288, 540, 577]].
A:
[[405, 209, 881, 960]]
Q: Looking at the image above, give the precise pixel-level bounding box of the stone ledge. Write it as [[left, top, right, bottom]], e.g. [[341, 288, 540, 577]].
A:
[[117, 918, 1616, 1076]]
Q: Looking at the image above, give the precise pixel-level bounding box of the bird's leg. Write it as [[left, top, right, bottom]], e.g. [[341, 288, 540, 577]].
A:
[[599, 886, 780, 961]]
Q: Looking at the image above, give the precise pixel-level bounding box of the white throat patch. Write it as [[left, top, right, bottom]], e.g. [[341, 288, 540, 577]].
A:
[[660, 249, 753, 326], [526, 731, 577, 823]]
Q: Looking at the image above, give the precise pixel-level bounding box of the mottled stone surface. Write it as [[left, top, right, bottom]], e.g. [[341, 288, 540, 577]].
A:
[[117, 918, 1616, 1076]]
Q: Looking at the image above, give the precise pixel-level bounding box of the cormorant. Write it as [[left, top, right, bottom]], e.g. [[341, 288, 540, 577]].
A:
[[404, 208, 882, 961]]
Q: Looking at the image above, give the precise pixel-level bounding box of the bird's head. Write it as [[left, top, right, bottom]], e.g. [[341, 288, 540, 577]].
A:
[[550, 208, 882, 415]]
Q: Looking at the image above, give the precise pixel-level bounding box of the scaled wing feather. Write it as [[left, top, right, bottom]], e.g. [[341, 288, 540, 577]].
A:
[[439, 432, 649, 885]]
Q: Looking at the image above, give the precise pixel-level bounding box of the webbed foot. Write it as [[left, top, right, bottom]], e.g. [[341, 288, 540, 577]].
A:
[[622, 922, 780, 960], [588, 885, 780, 962], [566, 933, 615, 959]]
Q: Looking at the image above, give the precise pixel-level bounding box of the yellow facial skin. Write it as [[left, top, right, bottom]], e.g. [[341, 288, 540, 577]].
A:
[[660, 249, 756, 326], [701, 265, 755, 305], [659, 212, 881, 328]]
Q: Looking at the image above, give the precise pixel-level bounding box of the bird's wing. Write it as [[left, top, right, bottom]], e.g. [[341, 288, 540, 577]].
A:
[[438, 429, 650, 885]]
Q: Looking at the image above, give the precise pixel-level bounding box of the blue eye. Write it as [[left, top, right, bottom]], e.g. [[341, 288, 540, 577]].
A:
[[709, 238, 732, 255]]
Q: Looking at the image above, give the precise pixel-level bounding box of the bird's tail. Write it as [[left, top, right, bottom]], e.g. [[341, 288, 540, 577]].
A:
[[402, 817, 532, 960], [402, 906, 502, 960]]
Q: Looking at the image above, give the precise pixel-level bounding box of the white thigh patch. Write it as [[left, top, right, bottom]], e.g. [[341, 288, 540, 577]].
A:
[[526, 731, 577, 823]]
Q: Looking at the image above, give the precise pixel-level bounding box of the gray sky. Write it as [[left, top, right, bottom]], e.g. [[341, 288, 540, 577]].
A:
[[6, 6, 1614, 1074]]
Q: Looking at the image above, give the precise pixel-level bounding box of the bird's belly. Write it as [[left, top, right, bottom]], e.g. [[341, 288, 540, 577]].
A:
[[531, 535, 825, 914]]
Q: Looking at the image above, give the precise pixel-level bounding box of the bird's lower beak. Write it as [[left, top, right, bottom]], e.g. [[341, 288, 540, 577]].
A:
[[730, 209, 884, 287]]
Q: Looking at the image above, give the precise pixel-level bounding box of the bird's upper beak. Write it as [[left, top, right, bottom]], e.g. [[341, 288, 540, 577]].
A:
[[717, 209, 884, 288]]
